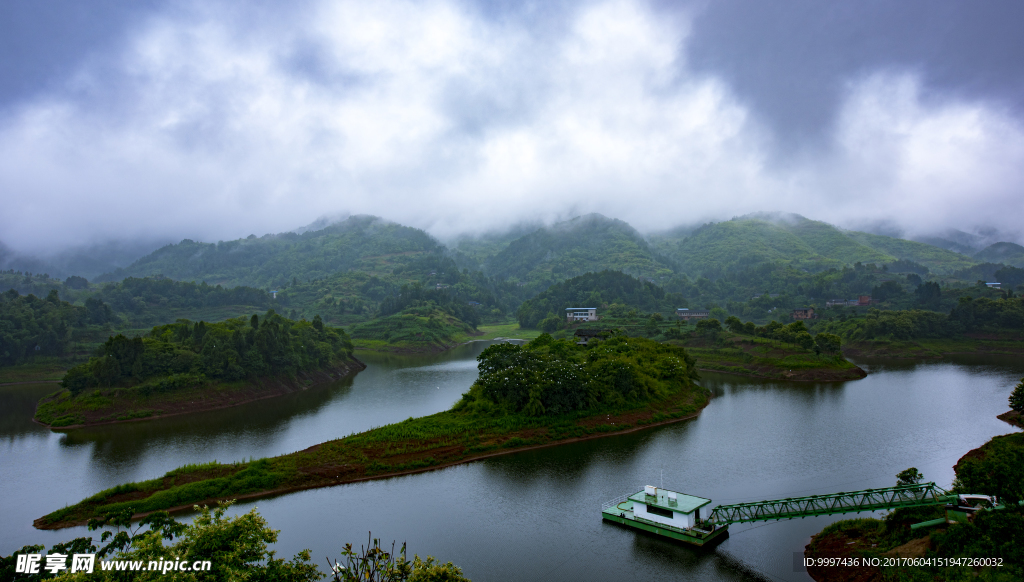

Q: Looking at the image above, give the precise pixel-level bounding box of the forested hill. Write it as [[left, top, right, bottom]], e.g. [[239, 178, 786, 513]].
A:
[[60, 311, 354, 394], [517, 271, 679, 328], [648, 214, 977, 277], [483, 214, 676, 289], [973, 242, 1024, 268], [94, 216, 444, 289]]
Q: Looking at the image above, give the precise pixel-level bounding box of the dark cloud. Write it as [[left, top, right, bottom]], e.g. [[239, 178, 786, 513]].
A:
[[0, 0, 1022, 254], [684, 0, 1024, 146]]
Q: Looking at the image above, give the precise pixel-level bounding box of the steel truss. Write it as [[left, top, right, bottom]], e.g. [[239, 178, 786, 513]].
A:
[[706, 482, 954, 525]]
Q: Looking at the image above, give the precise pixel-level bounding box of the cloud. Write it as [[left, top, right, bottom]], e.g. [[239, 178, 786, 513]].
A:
[[0, 0, 1022, 253]]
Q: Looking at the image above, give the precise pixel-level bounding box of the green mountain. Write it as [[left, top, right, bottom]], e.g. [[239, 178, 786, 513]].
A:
[[843, 231, 977, 273], [94, 216, 444, 289], [449, 223, 542, 270], [483, 214, 676, 290], [974, 242, 1024, 267], [516, 270, 678, 328], [648, 213, 976, 276]]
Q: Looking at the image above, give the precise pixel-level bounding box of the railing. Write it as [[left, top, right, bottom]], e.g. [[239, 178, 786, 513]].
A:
[[602, 493, 632, 511], [706, 482, 955, 526]]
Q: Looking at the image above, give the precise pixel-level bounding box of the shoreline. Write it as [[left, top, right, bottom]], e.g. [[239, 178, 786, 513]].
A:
[[0, 380, 62, 387], [36, 388, 710, 530], [32, 359, 366, 430], [695, 365, 866, 382]]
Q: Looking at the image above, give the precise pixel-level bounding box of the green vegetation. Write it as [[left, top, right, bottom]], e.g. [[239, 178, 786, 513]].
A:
[[330, 533, 470, 582], [818, 297, 1024, 341], [805, 435, 1024, 582], [39, 335, 708, 527], [974, 242, 1024, 267], [349, 305, 476, 352], [61, 311, 352, 393], [484, 214, 676, 291], [0, 288, 109, 367], [666, 321, 863, 381], [10, 212, 1024, 370], [845, 230, 979, 273], [456, 334, 699, 416], [954, 432, 1024, 504], [1010, 378, 1024, 414], [470, 322, 543, 342], [273, 257, 526, 328], [8, 503, 469, 581], [94, 277, 273, 327], [95, 216, 442, 289], [517, 270, 680, 329], [649, 214, 977, 277], [35, 311, 358, 427]]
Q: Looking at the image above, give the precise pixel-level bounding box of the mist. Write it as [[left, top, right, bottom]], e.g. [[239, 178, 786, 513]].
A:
[[2, 0, 1023, 254]]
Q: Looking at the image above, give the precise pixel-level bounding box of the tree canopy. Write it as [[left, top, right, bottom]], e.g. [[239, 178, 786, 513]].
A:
[[62, 310, 353, 394]]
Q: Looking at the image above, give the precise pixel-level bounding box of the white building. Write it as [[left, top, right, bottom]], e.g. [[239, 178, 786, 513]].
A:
[[676, 308, 709, 321], [566, 307, 598, 322], [629, 486, 712, 529]]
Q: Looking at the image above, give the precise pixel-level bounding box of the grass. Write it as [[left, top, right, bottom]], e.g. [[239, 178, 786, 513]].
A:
[[843, 333, 1024, 359], [350, 306, 481, 352], [0, 358, 73, 384], [39, 380, 709, 528], [462, 322, 543, 342]]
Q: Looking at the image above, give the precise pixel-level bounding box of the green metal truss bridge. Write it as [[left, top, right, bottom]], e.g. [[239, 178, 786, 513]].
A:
[[705, 482, 956, 526]]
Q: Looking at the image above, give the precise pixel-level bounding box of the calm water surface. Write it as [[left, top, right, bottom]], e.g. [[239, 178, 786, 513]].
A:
[[1, 343, 1021, 582]]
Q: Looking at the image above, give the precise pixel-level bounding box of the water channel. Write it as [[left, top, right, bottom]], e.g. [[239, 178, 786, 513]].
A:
[[1, 341, 1021, 581]]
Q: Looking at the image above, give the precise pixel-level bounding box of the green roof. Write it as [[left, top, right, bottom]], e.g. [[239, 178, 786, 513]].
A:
[[629, 488, 711, 514]]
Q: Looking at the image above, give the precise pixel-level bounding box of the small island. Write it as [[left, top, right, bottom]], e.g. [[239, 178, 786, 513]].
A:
[[34, 310, 364, 428], [38, 333, 710, 529]]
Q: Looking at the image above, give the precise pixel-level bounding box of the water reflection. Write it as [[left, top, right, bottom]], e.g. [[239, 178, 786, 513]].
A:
[[1, 349, 1021, 582]]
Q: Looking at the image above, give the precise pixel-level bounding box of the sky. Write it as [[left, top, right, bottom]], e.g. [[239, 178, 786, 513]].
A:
[[2, 0, 1023, 254]]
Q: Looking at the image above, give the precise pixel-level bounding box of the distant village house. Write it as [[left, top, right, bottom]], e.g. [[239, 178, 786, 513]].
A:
[[825, 296, 873, 308], [566, 307, 598, 322], [676, 308, 710, 321], [791, 307, 816, 320]]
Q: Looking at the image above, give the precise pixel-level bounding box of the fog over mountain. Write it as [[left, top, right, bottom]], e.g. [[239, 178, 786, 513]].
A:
[[2, 0, 1023, 254]]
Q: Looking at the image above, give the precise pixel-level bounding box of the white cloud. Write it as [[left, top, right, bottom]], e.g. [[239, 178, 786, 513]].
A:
[[0, 0, 1022, 253]]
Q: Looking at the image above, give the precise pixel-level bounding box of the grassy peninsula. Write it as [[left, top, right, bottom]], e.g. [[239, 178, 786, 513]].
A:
[[34, 311, 363, 428], [38, 334, 709, 529]]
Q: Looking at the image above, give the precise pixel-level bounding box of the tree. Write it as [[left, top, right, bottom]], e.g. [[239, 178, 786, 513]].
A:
[[995, 266, 1024, 291], [695, 318, 722, 336], [327, 533, 470, 582], [644, 315, 660, 336], [539, 315, 561, 333], [1010, 378, 1024, 414], [871, 280, 905, 302], [814, 333, 842, 357], [724, 316, 744, 334], [896, 467, 923, 486], [25, 502, 322, 582], [65, 275, 90, 289], [914, 282, 942, 307]]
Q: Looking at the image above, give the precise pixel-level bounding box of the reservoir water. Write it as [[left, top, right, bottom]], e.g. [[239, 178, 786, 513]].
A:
[[1, 342, 1021, 581]]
